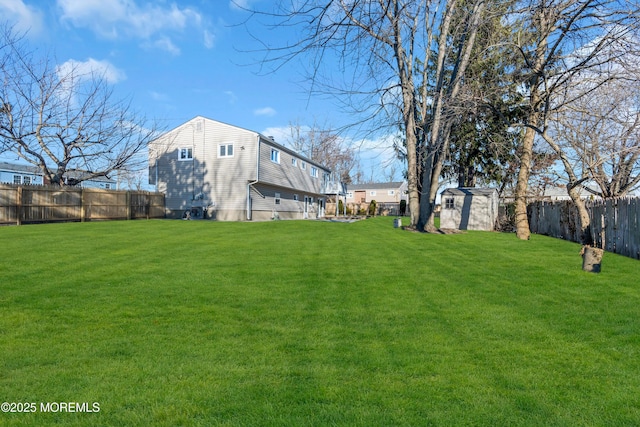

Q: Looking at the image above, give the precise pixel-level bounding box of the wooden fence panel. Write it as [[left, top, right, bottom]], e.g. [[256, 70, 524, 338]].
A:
[[0, 184, 165, 225], [530, 198, 640, 260], [0, 186, 18, 224]]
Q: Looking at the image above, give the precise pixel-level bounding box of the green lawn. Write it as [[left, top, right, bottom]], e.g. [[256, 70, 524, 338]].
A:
[[1, 217, 639, 426]]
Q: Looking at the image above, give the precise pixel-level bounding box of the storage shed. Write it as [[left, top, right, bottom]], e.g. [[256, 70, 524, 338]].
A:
[[440, 187, 499, 231]]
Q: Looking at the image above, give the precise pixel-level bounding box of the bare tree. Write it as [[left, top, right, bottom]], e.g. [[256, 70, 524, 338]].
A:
[[541, 71, 640, 244], [286, 119, 357, 183], [0, 25, 160, 186], [509, 0, 640, 240], [243, 0, 489, 230]]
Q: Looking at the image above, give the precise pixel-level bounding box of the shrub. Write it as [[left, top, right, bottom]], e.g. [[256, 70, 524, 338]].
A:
[[368, 200, 377, 216], [399, 199, 407, 216]]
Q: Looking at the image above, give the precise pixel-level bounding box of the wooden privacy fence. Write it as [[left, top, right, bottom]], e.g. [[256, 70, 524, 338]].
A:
[[0, 184, 165, 225], [528, 198, 640, 260]]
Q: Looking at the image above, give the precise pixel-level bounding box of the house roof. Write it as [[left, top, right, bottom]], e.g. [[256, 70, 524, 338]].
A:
[[441, 187, 498, 197], [0, 161, 115, 183], [0, 161, 41, 174], [347, 181, 406, 191]]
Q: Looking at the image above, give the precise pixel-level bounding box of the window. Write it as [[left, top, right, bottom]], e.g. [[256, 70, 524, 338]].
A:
[[311, 166, 318, 178], [445, 197, 454, 209], [275, 192, 281, 205], [346, 192, 353, 199], [179, 147, 193, 160], [105, 184, 111, 189], [270, 148, 280, 163], [23, 176, 31, 185], [219, 144, 234, 158], [292, 157, 297, 166], [370, 191, 377, 196], [293, 194, 299, 201], [388, 190, 395, 195], [301, 161, 306, 170], [13, 175, 21, 184]]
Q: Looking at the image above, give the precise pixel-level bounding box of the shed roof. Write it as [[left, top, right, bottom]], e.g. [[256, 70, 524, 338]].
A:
[[441, 187, 498, 197]]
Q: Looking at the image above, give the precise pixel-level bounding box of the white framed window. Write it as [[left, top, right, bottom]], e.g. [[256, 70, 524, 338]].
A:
[[311, 166, 318, 178], [105, 184, 111, 189], [292, 157, 297, 166], [293, 194, 299, 201], [445, 197, 454, 209], [270, 148, 280, 163], [179, 147, 193, 161], [388, 190, 395, 195], [219, 144, 234, 158], [13, 175, 21, 184], [370, 191, 377, 196], [275, 192, 281, 205], [346, 192, 353, 199], [23, 176, 31, 185], [301, 161, 306, 170]]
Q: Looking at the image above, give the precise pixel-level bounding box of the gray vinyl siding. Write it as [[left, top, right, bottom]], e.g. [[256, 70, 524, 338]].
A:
[[251, 183, 322, 220], [258, 141, 329, 195], [150, 116, 259, 214], [201, 119, 257, 212], [149, 124, 200, 212]]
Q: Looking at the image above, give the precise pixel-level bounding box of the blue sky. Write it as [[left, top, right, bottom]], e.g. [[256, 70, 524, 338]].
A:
[[1, 0, 403, 182]]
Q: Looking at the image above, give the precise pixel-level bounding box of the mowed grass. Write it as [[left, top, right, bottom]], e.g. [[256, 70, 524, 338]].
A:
[[1, 217, 639, 426]]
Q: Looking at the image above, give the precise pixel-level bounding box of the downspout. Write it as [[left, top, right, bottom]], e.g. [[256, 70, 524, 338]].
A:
[[247, 135, 260, 220]]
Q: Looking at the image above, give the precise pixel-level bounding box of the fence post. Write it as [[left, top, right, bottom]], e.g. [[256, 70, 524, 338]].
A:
[[146, 192, 150, 220], [16, 186, 22, 226], [80, 189, 86, 222], [126, 191, 131, 220]]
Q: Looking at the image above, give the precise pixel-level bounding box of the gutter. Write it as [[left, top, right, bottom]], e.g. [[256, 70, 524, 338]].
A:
[[247, 134, 260, 220]]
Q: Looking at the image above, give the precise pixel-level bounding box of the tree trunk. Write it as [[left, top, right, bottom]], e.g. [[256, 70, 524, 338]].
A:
[[514, 125, 535, 240], [568, 184, 593, 246], [581, 246, 603, 273]]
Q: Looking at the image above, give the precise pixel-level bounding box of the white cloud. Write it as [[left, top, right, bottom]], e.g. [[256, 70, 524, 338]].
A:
[[0, 0, 44, 35], [203, 29, 215, 49], [254, 107, 277, 117], [144, 36, 181, 56], [57, 0, 213, 52], [229, 0, 253, 11], [57, 58, 126, 84], [260, 126, 290, 143]]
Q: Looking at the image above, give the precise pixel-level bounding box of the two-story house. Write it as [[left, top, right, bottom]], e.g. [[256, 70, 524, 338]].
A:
[[149, 116, 334, 221], [345, 181, 408, 215]]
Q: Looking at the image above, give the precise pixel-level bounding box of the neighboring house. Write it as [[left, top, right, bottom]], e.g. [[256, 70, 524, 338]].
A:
[[345, 181, 408, 215], [440, 187, 499, 231], [148, 116, 335, 221], [346, 181, 408, 204], [0, 161, 116, 189]]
